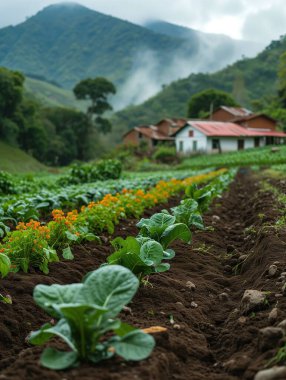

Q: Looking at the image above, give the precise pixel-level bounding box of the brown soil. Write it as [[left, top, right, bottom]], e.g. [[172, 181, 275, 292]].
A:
[[1, 171, 286, 380]]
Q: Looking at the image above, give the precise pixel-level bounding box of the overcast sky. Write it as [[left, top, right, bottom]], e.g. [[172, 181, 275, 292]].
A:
[[0, 0, 285, 43]]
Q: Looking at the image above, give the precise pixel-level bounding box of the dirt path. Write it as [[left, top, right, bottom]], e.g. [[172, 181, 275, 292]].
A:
[[0, 171, 286, 380]]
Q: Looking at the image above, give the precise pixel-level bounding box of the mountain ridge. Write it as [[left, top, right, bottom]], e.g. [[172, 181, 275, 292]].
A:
[[0, 3, 265, 109]]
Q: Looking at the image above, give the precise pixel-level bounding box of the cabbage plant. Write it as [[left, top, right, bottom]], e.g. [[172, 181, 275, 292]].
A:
[[29, 265, 155, 370], [0, 252, 10, 277], [185, 184, 214, 213], [107, 236, 171, 279], [136, 213, 191, 250], [170, 199, 204, 230]]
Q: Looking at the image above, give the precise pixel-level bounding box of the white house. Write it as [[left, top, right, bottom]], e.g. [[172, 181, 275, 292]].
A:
[[174, 121, 286, 154]]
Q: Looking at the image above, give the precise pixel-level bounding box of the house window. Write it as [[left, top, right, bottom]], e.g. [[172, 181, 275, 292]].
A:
[[193, 140, 197, 151], [238, 139, 244, 150], [152, 140, 158, 147], [179, 141, 184, 152], [254, 137, 260, 147], [212, 139, 220, 149], [189, 130, 194, 137], [266, 137, 274, 145], [138, 132, 143, 139]]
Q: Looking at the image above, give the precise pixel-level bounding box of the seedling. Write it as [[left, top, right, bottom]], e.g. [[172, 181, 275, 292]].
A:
[[0, 293, 12, 304], [267, 343, 286, 367]]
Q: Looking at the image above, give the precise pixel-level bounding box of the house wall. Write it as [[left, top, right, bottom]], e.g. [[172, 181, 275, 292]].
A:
[[175, 124, 268, 154], [211, 109, 233, 122], [206, 137, 259, 152], [123, 130, 139, 145], [175, 125, 207, 154], [123, 130, 153, 148], [238, 116, 277, 131]]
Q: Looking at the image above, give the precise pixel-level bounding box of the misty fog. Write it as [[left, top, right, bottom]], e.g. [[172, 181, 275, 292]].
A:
[[112, 34, 263, 111]]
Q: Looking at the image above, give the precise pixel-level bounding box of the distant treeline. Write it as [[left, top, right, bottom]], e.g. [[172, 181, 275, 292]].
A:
[[0, 67, 108, 166]]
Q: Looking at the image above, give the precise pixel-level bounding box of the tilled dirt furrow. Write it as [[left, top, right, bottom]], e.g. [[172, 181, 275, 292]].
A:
[[0, 172, 286, 380]]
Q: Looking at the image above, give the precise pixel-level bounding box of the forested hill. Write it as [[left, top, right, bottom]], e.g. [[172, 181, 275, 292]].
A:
[[111, 36, 286, 142], [0, 3, 261, 94]]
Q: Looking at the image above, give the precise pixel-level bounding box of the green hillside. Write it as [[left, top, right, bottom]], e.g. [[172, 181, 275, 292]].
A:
[[0, 141, 47, 173], [111, 36, 286, 142], [25, 77, 86, 111], [24, 76, 86, 111], [0, 3, 188, 88], [0, 3, 262, 92]]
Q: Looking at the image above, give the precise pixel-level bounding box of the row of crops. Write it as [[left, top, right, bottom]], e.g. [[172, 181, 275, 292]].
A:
[[179, 145, 286, 169], [0, 168, 235, 370], [0, 168, 210, 236]]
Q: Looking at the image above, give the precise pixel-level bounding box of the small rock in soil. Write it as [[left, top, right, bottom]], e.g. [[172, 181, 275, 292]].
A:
[[212, 215, 220, 222], [275, 293, 283, 298], [281, 283, 286, 295], [258, 327, 283, 351], [268, 308, 279, 323], [224, 265, 232, 273], [219, 292, 230, 302], [254, 366, 286, 380], [173, 324, 181, 330], [240, 290, 266, 314], [238, 316, 247, 324], [273, 261, 280, 266], [123, 306, 132, 314], [186, 281, 196, 291], [239, 254, 248, 262], [190, 301, 198, 308], [277, 319, 286, 333], [268, 265, 278, 277], [175, 302, 184, 307]]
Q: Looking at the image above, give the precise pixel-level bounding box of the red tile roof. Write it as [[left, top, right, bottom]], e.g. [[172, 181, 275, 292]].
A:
[[134, 126, 174, 140], [219, 106, 253, 117], [187, 121, 286, 137], [231, 113, 277, 123]]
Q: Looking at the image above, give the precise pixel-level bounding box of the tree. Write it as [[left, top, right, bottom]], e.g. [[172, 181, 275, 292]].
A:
[[278, 52, 286, 107], [232, 72, 249, 105], [43, 107, 92, 165], [187, 88, 238, 118], [0, 67, 25, 140], [73, 77, 116, 134]]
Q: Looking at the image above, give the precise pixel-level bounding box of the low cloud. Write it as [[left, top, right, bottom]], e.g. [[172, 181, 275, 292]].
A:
[[112, 34, 263, 111]]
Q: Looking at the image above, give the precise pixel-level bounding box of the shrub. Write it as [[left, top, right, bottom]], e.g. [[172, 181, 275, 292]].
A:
[[152, 146, 178, 164], [0, 171, 16, 195], [58, 159, 122, 185]]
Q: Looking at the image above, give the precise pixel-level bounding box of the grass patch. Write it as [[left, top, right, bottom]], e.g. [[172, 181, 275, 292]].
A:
[[0, 141, 47, 174], [178, 146, 286, 170]]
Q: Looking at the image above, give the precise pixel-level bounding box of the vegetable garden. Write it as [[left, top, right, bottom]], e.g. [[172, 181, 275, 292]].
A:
[[1, 166, 286, 380]]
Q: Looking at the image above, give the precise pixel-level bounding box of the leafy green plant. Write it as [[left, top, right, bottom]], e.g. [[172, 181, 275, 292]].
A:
[[58, 159, 122, 186], [136, 213, 191, 250], [0, 293, 12, 304], [28, 265, 155, 370], [106, 236, 171, 280], [185, 184, 214, 213], [0, 220, 10, 238], [0, 252, 11, 277], [169, 198, 204, 230], [0, 171, 17, 195]]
